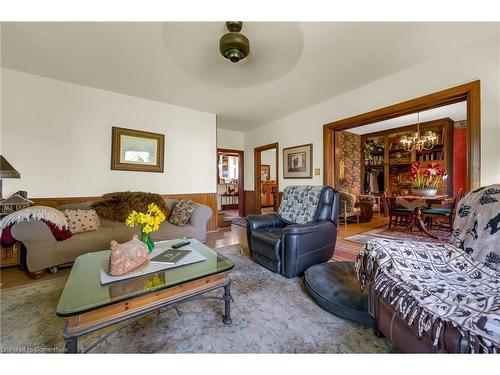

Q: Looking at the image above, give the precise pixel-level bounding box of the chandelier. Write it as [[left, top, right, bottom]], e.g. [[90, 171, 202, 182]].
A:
[[399, 113, 437, 151]]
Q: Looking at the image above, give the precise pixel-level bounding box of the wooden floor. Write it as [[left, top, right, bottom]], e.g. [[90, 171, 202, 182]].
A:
[[0, 217, 387, 289]]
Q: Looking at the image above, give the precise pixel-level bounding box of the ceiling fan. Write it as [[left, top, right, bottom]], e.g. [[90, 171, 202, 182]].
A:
[[219, 21, 250, 63]]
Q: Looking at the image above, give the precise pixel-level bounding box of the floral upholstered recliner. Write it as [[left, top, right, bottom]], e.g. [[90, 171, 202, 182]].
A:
[[355, 185, 500, 353]]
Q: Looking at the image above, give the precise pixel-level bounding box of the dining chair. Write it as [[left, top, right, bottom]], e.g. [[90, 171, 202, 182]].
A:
[[422, 188, 466, 232], [384, 190, 414, 229]]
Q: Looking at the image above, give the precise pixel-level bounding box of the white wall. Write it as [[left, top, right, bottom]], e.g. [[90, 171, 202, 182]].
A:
[[216, 128, 244, 150], [244, 32, 500, 190], [1, 69, 217, 198], [261, 148, 277, 181]]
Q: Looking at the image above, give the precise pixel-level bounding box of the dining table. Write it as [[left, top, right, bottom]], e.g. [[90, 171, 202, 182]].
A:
[[389, 194, 455, 239]]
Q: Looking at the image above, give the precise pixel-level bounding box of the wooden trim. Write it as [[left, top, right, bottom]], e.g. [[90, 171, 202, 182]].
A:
[[64, 272, 230, 334], [31, 192, 218, 231], [359, 117, 455, 138], [111, 127, 165, 173], [323, 81, 481, 191], [217, 148, 245, 217], [323, 125, 335, 191], [244, 190, 256, 215], [254, 142, 279, 213]]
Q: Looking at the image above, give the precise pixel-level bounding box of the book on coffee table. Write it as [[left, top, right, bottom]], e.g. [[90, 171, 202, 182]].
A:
[[99, 240, 207, 285], [150, 249, 191, 264]]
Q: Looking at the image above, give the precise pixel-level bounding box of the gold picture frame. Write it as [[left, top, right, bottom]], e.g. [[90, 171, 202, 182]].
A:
[[111, 127, 165, 172]]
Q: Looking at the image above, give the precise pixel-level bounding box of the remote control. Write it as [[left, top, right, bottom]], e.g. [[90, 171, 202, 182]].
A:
[[171, 241, 191, 249]]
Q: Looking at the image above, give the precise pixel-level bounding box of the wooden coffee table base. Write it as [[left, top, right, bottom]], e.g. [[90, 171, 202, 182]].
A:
[[60, 272, 232, 353]]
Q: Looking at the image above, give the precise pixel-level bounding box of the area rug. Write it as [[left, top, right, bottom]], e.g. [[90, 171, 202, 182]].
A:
[[230, 216, 247, 228], [344, 226, 452, 245], [0, 245, 393, 353]]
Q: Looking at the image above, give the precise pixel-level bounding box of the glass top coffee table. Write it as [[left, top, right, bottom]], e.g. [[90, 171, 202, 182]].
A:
[[56, 238, 234, 353]]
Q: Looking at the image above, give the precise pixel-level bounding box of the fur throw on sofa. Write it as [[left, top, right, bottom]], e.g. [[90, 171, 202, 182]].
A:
[[91, 192, 171, 223]]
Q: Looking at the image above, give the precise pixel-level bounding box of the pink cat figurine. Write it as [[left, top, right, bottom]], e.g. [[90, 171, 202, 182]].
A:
[[108, 234, 149, 276]]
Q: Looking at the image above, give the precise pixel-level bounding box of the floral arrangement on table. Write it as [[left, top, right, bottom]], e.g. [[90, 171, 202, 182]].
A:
[[407, 161, 448, 195], [125, 203, 166, 252]]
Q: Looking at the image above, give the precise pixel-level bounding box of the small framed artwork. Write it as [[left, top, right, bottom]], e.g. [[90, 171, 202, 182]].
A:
[[111, 127, 165, 172], [261, 164, 270, 181], [283, 143, 313, 179]]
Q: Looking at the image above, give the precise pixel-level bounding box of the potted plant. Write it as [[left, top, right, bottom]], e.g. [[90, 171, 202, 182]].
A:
[[407, 161, 448, 196], [125, 203, 166, 253]]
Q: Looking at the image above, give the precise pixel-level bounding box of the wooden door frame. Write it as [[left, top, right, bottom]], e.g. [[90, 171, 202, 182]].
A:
[[217, 148, 245, 217], [254, 142, 279, 214], [323, 80, 481, 191]]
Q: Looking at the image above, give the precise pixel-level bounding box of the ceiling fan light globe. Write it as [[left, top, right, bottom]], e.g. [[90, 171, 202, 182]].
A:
[[219, 24, 250, 63], [226, 49, 243, 63]]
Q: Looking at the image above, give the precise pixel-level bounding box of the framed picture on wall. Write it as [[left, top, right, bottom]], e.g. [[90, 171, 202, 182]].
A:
[[283, 143, 313, 179], [111, 127, 165, 172], [261, 164, 270, 181]]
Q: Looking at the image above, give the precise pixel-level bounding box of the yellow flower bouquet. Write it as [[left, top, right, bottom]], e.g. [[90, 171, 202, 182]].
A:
[[125, 203, 166, 252]]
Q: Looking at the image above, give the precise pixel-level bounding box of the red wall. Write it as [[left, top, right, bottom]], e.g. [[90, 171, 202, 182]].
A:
[[453, 128, 467, 195]]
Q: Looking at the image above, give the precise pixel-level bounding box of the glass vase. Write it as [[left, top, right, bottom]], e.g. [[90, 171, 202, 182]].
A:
[[140, 231, 155, 253]]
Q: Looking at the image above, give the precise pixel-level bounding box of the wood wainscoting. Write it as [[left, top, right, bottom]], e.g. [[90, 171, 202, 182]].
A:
[[31, 192, 218, 231], [244, 190, 257, 215]]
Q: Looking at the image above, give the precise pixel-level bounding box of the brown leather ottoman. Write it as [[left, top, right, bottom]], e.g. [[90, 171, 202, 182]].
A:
[[304, 261, 372, 326]]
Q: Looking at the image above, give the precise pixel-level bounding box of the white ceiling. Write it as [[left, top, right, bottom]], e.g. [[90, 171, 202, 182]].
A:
[[349, 101, 467, 135], [1, 22, 499, 131]]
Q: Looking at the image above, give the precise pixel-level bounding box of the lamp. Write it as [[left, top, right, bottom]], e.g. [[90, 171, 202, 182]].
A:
[[219, 21, 250, 63], [0, 155, 21, 199], [399, 113, 436, 152]]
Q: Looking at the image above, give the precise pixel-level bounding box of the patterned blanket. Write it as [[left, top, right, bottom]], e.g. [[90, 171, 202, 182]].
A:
[[355, 239, 500, 352], [451, 185, 500, 271], [277, 186, 324, 225]]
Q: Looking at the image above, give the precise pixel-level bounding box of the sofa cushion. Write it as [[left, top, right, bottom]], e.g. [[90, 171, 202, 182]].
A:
[[54, 225, 137, 265], [169, 200, 196, 227], [63, 209, 101, 234], [151, 221, 196, 241]]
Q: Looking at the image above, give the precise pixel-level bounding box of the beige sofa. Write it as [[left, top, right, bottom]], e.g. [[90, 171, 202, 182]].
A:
[[10, 199, 212, 274]]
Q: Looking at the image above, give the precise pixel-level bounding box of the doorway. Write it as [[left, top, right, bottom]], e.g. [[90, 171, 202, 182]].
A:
[[324, 81, 481, 192], [254, 143, 279, 214], [217, 149, 245, 223]]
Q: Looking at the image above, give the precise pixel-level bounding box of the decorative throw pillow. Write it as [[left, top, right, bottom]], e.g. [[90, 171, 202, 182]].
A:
[[63, 209, 101, 234], [169, 200, 196, 227]]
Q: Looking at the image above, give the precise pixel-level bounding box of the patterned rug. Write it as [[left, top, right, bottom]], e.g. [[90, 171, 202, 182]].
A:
[[230, 216, 247, 228], [0, 245, 393, 353], [344, 226, 452, 245]]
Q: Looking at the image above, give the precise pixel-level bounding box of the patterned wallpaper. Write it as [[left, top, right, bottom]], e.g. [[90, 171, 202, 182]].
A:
[[338, 131, 361, 191]]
